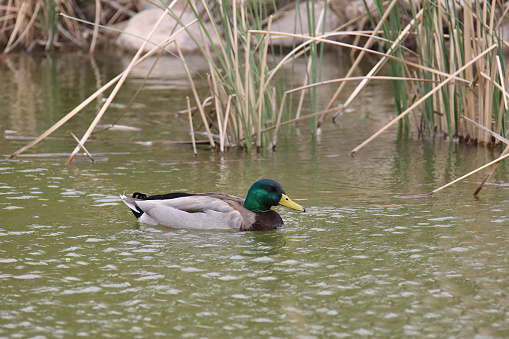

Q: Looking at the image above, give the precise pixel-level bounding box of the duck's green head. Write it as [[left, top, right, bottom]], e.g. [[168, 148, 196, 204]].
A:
[[244, 179, 305, 213]]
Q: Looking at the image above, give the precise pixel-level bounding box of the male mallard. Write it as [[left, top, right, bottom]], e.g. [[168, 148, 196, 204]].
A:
[[120, 179, 305, 231]]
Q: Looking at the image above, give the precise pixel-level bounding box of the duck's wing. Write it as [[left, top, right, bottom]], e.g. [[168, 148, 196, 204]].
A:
[[200, 193, 245, 206], [121, 194, 254, 230]]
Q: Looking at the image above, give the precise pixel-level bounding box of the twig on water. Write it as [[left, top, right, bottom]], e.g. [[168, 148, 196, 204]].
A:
[[71, 132, 95, 163], [461, 115, 509, 196], [397, 151, 509, 198]]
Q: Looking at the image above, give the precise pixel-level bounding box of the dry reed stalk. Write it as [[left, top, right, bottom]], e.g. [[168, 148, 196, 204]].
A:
[[103, 0, 136, 25], [397, 148, 509, 198], [70, 132, 95, 163], [9, 72, 122, 159], [476, 0, 494, 143], [482, 53, 499, 143], [339, 7, 424, 117], [448, 5, 460, 136], [242, 31, 251, 148], [496, 55, 508, 110], [192, 0, 226, 151], [349, 44, 498, 155], [198, 0, 249, 149], [256, 16, 272, 150], [58, 1, 84, 46], [66, 6, 174, 164], [175, 41, 215, 149], [186, 96, 197, 156], [255, 106, 342, 146], [250, 26, 464, 124], [462, 115, 509, 145], [101, 50, 166, 133], [222, 94, 234, 149], [317, 0, 402, 126], [9, 10, 197, 159], [89, 0, 101, 54], [3, 1, 37, 54], [0, 0, 15, 40], [462, 112, 509, 196], [206, 73, 225, 152], [494, 56, 509, 137], [477, 3, 487, 142], [432, 8, 445, 132], [294, 4, 326, 122], [462, 2, 475, 139], [427, 151, 509, 197], [260, 27, 470, 148], [271, 75, 441, 146], [472, 147, 508, 196]]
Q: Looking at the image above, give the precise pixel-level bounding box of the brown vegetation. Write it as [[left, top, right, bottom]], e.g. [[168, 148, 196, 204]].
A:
[[0, 0, 138, 53]]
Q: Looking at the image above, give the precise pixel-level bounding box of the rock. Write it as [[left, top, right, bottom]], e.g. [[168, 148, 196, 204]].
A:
[[116, 6, 218, 53], [269, 1, 340, 48]]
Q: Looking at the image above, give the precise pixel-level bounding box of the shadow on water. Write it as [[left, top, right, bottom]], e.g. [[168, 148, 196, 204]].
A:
[[1, 52, 509, 338]]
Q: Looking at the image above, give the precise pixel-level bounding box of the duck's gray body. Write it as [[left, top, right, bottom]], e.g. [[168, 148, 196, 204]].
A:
[[120, 179, 305, 231], [120, 193, 258, 230]]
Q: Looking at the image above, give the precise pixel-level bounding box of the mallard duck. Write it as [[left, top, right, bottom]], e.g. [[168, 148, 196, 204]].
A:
[[120, 179, 305, 231]]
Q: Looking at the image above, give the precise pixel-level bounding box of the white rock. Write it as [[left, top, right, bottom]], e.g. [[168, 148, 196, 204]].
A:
[[116, 7, 218, 53]]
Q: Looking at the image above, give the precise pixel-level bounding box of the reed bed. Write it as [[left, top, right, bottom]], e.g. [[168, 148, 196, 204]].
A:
[[352, 0, 509, 151], [7, 0, 509, 198], [0, 0, 136, 53]]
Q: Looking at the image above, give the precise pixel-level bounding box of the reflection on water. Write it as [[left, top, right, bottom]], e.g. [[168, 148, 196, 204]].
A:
[[1, 52, 509, 338]]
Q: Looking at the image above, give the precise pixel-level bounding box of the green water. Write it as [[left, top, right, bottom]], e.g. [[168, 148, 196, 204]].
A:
[[1, 52, 509, 338]]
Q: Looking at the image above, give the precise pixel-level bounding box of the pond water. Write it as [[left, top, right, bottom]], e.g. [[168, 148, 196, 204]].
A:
[[1, 51, 509, 338]]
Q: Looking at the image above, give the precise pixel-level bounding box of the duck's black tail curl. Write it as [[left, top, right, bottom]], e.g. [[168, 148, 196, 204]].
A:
[[132, 192, 147, 199]]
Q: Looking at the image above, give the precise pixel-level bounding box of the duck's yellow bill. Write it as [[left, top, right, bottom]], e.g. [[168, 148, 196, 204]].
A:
[[279, 194, 305, 212]]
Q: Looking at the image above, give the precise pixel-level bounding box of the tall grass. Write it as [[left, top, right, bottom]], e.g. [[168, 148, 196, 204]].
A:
[[168, 0, 328, 151], [8, 0, 509, 165], [362, 0, 508, 146]]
